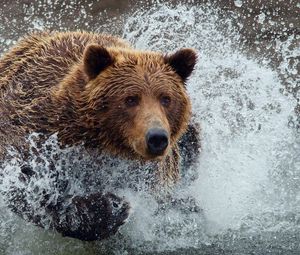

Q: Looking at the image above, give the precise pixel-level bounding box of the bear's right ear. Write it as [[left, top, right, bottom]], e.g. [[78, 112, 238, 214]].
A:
[[83, 44, 115, 80]]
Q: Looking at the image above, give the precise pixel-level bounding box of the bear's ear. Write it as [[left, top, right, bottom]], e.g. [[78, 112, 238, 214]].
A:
[[165, 48, 197, 82], [83, 44, 115, 80]]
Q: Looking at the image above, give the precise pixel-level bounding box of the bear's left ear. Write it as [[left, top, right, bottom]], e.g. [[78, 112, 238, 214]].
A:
[[83, 44, 115, 80], [165, 48, 197, 82]]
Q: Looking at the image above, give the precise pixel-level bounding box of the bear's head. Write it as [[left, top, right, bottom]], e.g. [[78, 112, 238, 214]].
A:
[[80, 45, 197, 161]]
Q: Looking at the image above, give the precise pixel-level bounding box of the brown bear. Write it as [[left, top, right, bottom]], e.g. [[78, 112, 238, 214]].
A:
[[0, 31, 199, 241]]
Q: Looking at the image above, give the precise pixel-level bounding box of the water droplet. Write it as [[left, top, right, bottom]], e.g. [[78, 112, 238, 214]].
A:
[[234, 0, 243, 7], [288, 120, 295, 128], [257, 13, 266, 24]]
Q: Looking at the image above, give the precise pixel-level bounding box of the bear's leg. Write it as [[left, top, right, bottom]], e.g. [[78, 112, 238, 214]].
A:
[[50, 192, 130, 241], [178, 121, 201, 169], [5, 165, 130, 241]]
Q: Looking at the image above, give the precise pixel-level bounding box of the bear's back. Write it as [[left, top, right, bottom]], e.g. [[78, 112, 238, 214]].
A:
[[0, 32, 131, 155], [0, 31, 129, 98]]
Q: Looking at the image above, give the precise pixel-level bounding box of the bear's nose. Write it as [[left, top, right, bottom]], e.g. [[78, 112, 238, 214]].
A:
[[146, 128, 169, 156]]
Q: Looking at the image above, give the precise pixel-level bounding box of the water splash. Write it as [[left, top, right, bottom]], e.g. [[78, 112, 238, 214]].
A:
[[0, 2, 299, 255]]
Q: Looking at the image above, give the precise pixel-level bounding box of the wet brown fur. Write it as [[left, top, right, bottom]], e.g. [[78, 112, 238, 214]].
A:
[[0, 31, 196, 184]]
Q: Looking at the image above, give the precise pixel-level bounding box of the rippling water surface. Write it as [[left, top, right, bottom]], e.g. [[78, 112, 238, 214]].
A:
[[0, 1, 299, 254]]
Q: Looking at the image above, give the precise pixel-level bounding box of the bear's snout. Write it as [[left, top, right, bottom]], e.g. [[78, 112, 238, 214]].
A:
[[146, 128, 169, 156]]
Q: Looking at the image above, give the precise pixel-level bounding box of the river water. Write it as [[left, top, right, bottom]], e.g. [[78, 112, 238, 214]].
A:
[[0, 1, 299, 255]]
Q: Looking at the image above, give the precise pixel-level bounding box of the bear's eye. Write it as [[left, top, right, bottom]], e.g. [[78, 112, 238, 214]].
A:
[[125, 96, 140, 107], [160, 95, 171, 107]]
